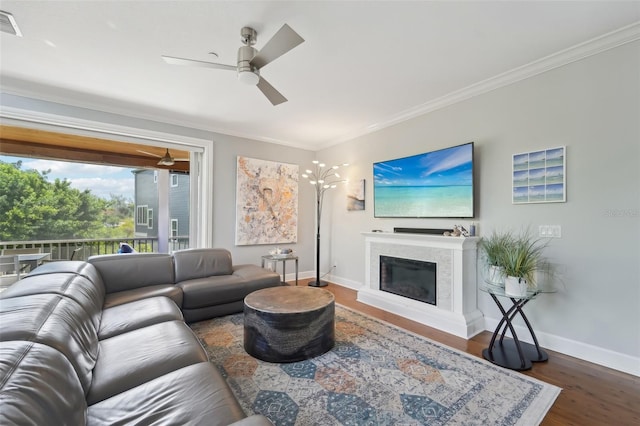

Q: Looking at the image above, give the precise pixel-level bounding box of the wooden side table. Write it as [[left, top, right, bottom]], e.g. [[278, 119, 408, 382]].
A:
[[261, 254, 298, 286]]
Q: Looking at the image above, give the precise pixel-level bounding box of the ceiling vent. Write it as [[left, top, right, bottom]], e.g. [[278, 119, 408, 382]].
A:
[[0, 11, 22, 37]]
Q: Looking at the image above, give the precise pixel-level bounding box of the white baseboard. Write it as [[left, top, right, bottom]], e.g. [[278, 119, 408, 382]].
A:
[[283, 270, 314, 284], [483, 316, 640, 377], [325, 275, 639, 377], [326, 273, 362, 290], [283, 271, 361, 288]]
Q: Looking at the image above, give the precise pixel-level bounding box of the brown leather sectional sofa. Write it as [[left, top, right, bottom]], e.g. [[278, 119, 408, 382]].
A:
[[0, 248, 280, 425]]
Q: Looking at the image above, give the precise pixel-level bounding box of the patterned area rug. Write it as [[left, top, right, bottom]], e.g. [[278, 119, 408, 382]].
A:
[[191, 305, 560, 425]]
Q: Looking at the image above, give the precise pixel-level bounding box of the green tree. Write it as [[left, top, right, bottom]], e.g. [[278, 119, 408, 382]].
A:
[[0, 161, 109, 240], [97, 194, 135, 238], [103, 193, 134, 228]]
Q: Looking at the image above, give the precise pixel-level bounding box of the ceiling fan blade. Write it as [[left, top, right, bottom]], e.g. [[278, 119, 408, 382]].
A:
[[257, 77, 287, 106], [251, 24, 304, 69], [136, 149, 162, 158], [162, 55, 236, 71]]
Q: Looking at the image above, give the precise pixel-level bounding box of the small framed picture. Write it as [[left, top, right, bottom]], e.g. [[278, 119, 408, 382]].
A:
[[512, 146, 565, 204], [347, 179, 365, 211]]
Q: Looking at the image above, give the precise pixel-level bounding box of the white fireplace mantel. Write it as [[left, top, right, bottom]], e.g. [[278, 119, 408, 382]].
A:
[[358, 232, 484, 339]]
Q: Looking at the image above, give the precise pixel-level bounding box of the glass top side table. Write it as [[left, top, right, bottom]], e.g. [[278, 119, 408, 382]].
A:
[[480, 282, 555, 371], [261, 254, 299, 286]]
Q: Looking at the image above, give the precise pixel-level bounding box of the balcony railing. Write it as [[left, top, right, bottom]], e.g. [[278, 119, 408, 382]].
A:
[[0, 237, 190, 261]]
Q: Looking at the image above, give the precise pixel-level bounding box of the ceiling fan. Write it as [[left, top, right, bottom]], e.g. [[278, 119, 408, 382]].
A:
[[162, 24, 304, 106], [137, 148, 189, 166]]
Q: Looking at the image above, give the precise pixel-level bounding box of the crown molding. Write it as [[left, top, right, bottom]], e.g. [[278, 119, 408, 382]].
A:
[[324, 21, 640, 148]]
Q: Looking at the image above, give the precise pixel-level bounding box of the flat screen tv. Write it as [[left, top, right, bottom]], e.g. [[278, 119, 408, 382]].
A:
[[373, 142, 474, 218]]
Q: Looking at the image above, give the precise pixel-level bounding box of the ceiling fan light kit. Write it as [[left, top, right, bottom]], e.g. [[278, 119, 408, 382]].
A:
[[238, 69, 260, 86], [136, 148, 190, 166], [157, 148, 175, 166], [162, 23, 304, 105], [237, 44, 260, 86]]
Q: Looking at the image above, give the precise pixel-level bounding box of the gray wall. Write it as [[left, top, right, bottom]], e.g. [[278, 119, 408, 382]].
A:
[[133, 170, 158, 236], [169, 172, 191, 237], [320, 41, 640, 371]]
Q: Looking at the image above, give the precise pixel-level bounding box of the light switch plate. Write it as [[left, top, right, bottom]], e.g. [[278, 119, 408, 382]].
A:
[[539, 225, 561, 238]]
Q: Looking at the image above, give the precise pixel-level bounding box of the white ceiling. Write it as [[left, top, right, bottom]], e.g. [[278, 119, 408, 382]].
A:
[[1, 1, 639, 150]]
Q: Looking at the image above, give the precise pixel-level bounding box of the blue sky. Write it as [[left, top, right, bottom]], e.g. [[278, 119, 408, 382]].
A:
[[373, 143, 473, 187], [1, 155, 135, 200]]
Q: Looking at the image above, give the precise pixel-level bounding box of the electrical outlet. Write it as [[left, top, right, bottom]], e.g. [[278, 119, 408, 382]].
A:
[[538, 225, 549, 237]]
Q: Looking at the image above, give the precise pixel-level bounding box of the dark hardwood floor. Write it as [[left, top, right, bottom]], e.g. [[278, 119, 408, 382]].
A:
[[294, 279, 640, 426]]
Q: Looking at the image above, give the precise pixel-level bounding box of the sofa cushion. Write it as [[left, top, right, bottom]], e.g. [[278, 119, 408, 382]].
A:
[[0, 341, 87, 426], [178, 274, 245, 309], [1, 272, 105, 331], [98, 296, 183, 339], [0, 294, 99, 393], [182, 301, 246, 323], [103, 284, 183, 308], [87, 362, 246, 426], [233, 264, 281, 287], [87, 320, 208, 405], [173, 248, 234, 282], [88, 253, 175, 294]]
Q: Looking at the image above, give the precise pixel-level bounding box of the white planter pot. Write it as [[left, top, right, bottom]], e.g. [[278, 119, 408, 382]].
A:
[[487, 265, 506, 286], [505, 275, 529, 297]]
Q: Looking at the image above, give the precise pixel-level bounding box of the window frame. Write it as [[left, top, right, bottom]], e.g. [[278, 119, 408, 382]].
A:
[[170, 219, 178, 238], [0, 111, 211, 249], [136, 205, 148, 226]]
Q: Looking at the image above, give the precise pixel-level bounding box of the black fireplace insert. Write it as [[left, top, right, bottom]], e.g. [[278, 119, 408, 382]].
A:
[[379, 255, 436, 306]]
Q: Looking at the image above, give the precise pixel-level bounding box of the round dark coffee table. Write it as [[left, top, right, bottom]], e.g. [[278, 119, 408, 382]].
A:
[[244, 286, 335, 363]]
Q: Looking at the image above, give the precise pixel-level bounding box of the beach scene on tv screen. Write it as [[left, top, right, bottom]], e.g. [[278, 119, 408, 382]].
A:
[[374, 143, 473, 218]]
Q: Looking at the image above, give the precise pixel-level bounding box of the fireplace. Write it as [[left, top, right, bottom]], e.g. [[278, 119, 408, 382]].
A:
[[359, 232, 483, 338], [380, 256, 436, 306]]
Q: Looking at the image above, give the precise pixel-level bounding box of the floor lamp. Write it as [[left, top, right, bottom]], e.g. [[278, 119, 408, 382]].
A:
[[302, 160, 348, 287]]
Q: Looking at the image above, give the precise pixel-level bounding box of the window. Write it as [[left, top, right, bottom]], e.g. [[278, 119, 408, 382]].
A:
[[171, 174, 179, 187], [171, 219, 178, 238], [136, 205, 148, 225], [147, 208, 154, 229]]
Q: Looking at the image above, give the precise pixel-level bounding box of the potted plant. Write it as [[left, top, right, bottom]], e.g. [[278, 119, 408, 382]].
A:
[[501, 229, 548, 297], [479, 230, 514, 286]]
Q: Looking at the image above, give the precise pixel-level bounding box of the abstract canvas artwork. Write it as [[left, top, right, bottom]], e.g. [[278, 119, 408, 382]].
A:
[[513, 146, 566, 204], [235, 156, 299, 245]]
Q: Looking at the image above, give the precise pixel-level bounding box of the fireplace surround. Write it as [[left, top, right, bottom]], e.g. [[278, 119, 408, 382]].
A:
[[359, 232, 483, 338]]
